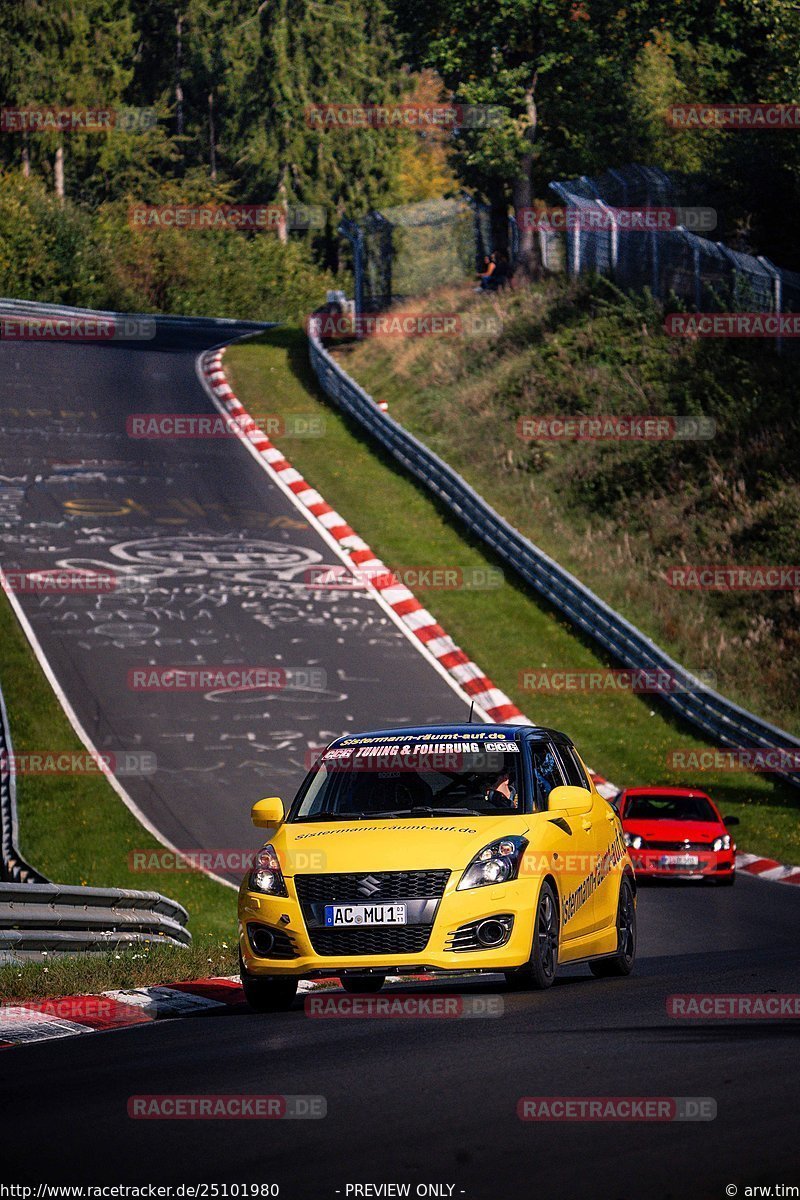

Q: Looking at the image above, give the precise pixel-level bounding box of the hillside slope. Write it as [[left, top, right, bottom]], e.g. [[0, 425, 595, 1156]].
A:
[[333, 277, 800, 738]]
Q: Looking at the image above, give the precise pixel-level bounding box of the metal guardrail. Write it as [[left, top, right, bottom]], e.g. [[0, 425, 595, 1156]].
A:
[[0, 506, 195, 956], [307, 317, 800, 789], [0, 295, 270, 332], [0, 883, 191, 956], [0, 674, 192, 956], [0, 680, 47, 885]]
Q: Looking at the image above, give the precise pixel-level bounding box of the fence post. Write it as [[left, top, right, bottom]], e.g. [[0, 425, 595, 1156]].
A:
[[650, 227, 660, 299], [606, 167, 628, 207], [716, 243, 742, 317], [594, 199, 618, 276], [758, 256, 783, 355], [692, 236, 701, 311], [337, 218, 364, 321]]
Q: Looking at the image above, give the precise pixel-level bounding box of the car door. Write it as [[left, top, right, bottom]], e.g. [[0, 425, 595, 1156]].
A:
[[554, 742, 619, 935], [528, 739, 596, 943]]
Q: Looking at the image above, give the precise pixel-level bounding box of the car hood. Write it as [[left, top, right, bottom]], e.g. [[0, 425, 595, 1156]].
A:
[[272, 815, 530, 875], [623, 818, 723, 844]]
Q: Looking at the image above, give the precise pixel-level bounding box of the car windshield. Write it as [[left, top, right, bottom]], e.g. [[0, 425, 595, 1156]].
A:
[[292, 740, 523, 820], [625, 794, 717, 822]]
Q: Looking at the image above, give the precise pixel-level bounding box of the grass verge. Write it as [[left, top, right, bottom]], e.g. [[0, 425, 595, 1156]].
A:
[[0, 938, 238, 1003], [226, 326, 800, 864]]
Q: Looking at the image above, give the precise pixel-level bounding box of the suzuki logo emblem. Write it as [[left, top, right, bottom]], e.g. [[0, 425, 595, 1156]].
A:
[[356, 875, 382, 897]]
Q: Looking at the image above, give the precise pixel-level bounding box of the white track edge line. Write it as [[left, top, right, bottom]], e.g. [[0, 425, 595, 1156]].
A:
[[0, 571, 237, 892]]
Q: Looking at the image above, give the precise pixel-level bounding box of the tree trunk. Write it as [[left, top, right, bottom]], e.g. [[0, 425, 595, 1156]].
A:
[[22, 134, 30, 178], [175, 12, 184, 137], [512, 79, 540, 278], [277, 173, 289, 244], [54, 142, 65, 201], [208, 91, 217, 180]]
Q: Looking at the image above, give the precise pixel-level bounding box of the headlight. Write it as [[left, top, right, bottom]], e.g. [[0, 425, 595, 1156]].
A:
[[712, 835, 731, 852], [623, 832, 643, 850], [457, 836, 528, 891], [249, 844, 288, 896]]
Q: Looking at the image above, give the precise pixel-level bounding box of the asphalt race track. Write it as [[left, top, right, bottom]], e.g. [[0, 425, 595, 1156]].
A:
[[2, 877, 799, 1195], [0, 320, 469, 865]]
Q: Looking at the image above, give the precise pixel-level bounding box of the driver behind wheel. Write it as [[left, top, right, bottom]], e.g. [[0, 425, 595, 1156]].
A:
[[484, 770, 519, 810]]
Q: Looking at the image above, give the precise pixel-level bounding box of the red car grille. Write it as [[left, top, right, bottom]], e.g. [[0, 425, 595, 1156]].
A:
[[643, 840, 714, 851]]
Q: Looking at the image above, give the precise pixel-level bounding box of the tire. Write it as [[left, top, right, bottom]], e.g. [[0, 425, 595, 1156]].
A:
[[340, 975, 385, 994], [240, 953, 298, 1012], [504, 880, 559, 991], [590, 876, 637, 978], [713, 872, 736, 886]]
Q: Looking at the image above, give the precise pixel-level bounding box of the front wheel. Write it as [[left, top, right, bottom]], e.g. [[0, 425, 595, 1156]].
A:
[[505, 880, 559, 991], [341, 975, 385, 993], [240, 953, 298, 1012], [590, 876, 636, 978]]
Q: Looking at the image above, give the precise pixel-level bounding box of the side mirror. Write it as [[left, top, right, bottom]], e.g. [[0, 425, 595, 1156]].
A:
[[251, 796, 285, 828], [723, 815, 740, 827], [547, 785, 593, 816]]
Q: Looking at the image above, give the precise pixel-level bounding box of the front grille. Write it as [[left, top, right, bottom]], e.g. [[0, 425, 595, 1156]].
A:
[[643, 841, 711, 851], [294, 870, 450, 907], [307, 925, 432, 957]]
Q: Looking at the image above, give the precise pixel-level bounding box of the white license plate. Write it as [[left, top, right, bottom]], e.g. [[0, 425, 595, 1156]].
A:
[[324, 904, 407, 927], [661, 854, 700, 868]]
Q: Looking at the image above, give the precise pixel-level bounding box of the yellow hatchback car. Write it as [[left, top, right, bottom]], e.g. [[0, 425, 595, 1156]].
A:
[[238, 724, 636, 1010]]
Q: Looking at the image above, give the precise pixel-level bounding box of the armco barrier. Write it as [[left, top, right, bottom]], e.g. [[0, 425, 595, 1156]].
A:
[[0, 680, 47, 885], [307, 316, 800, 790], [0, 674, 192, 956], [0, 579, 195, 958], [0, 882, 191, 955]]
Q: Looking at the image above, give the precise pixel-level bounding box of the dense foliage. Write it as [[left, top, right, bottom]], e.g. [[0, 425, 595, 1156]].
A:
[[2, 0, 799, 301]]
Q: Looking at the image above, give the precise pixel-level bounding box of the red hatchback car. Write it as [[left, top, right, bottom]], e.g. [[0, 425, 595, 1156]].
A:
[[617, 786, 739, 884]]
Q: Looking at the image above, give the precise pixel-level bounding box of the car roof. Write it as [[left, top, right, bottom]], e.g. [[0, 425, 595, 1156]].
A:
[[620, 786, 713, 799], [327, 723, 573, 746]]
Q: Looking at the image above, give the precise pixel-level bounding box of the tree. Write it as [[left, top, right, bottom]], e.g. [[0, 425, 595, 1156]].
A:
[[0, 0, 137, 201], [224, 0, 409, 264]]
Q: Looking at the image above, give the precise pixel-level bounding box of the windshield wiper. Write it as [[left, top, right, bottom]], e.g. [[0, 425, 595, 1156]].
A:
[[373, 806, 480, 818], [293, 806, 481, 822], [293, 812, 370, 823]]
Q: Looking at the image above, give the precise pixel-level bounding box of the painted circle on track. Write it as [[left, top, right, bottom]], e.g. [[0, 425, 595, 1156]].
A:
[[204, 686, 347, 704], [93, 621, 160, 640], [109, 536, 322, 572]]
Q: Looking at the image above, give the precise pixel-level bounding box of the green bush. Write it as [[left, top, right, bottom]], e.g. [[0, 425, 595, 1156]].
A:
[[0, 171, 335, 322]]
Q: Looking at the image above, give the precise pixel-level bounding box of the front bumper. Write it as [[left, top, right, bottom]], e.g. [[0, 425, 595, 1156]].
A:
[[238, 875, 537, 977], [631, 848, 735, 879]]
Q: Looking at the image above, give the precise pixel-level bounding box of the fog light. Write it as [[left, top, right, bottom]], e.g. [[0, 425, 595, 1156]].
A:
[[476, 919, 507, 947], [248, 925, 275, 956]]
